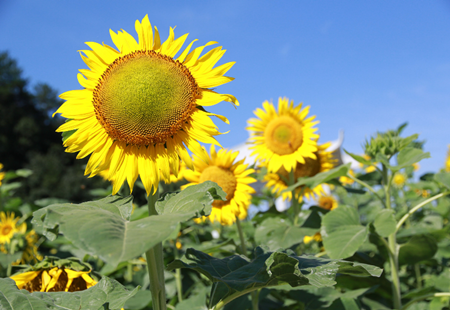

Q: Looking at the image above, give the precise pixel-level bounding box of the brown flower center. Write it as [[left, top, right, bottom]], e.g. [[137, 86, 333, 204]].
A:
[[93, 50, 201, 146]]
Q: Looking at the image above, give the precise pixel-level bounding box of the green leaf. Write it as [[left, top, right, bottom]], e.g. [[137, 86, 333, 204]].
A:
[[0, 252, 23, 268], [156, 181, 226, 216], [321, 205, 369, 259], [174, 292, 207, 310], [32, 184, 221, 266], [393, 147, 430, 172], [283, 164, 351, 194], [0, 277, 138, 310], [343, 150, 372, 166], [434, 172, 450, 190], [398, 235, 438, 265], [167, 247, 382, 307], [254, 217, 317, 250], [373, 209, 396, 237]]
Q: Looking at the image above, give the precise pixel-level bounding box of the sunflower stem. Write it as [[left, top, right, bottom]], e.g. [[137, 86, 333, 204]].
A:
[[174, 243, 183, 302], [145, 186, 167, 310], [235, 217, 247, 256]]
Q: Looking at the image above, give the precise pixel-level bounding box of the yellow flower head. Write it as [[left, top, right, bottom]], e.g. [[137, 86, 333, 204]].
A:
[[53, 15, 238, 196], [360, 155, 377, 173], [318, 195, 338, 210], [339, 169, 355, 186], [247, 97, 319, 173], [393, 173, 407, 188], [413, 163, 420, 171], [0, 163, 4, 186], [446, 146, 450, 172], [0, 212, 26, 244], [182, 145, 256, 225], [304, 232, 322, 244], [264, 143, 335, 202]]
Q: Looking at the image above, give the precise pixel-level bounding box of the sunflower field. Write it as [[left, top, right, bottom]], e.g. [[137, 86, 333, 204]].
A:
[[1, 15, 450, 310]]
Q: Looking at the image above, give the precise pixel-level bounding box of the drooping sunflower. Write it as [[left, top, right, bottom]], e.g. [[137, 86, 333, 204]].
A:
[[317, 195, 338, 210], [247, 97, 319, 173], [182, 145, 256, 225], [10, 257, 97, 293], [0, 212, 26, 244], [53, 15, 238, 196], [264, 142, 335, 202]]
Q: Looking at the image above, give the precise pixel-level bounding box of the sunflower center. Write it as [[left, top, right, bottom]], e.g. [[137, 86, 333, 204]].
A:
[[1, 225, 12, 236], [319, 198, 333, 210], [264, 116, 303, 155], [93, 50, 201, 146], [199, 166, 237, 208]]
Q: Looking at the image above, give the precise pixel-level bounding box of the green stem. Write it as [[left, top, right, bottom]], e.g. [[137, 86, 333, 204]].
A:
[[382, 164, 401, 309], [414, 264, 422, 289], [212, 286, 261, 310], [348, 173, 386, 208], [174, 244, 183, 302], [395, 191, 450, 233], [145, 186, 167, 310], [401, 292, 450, 310], [235, 217, 247, 255], [288, 170, 300, 225], [314, 251, 328, 258], [235, 217, 259, 310]]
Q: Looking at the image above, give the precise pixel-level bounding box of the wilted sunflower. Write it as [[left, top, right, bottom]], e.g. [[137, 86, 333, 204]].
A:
[[182, 145, 256, 225], [53, 15, 238, 196], [264, 143, 335, 202], [0, 212, 26, 244], [317, 195, 338, 210], [247, 97, 319, 173], [10, 258, 96, 293]]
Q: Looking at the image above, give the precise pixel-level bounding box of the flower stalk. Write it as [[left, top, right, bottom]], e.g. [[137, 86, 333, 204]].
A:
[[145, 186, 167, 310]]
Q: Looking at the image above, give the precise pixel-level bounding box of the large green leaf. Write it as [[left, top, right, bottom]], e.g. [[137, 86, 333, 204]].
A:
[[0, 277, 138, 310], [434, 172, 450, 190], [398, 234, 438, 265], [321, 205, 369, 259], [254, 217, 317, 250], [167, 247, 382, 307], [392, 147, 430, 172], [156, 181, 225, 215], [283, 164, 351, 194], [32, 183, 225, 266], [373, 209, 396, 237]]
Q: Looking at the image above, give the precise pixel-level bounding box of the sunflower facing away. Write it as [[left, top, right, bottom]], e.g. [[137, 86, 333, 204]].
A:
[[247, 97, 319, 173], [182, 145, 256, 225], [53, 15, 238, 196], [11, 267, 96, 293], [264, 142, 335, 202]]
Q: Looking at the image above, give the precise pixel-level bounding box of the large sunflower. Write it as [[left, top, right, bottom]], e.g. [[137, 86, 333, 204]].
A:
[[54, 15, 238, 196], [247, 97, 319, 173], [182, 145, 256, 225], [264, 143, 335, 202]]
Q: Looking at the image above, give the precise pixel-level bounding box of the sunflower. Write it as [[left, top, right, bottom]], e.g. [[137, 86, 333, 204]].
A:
[[303, 232, 322, 244], [53, 15, 238, 196], [264, 143, 335, 202], [247, 97, 319, 173], [317, 195, 338, 210], [0, 163, 4, 186], [11, 267, 96, 292], [339, 169, 355, 186], [446, 146, 450, 172], [182, 145, 256, 225], [166, 160, 187, 184], [0, 212, 26, 244], [393, 173, 407, 188], [361, 155, 377, 173]]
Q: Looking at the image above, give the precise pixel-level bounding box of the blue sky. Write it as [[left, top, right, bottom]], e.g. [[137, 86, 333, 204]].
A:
[[2, 0, 450, 174]]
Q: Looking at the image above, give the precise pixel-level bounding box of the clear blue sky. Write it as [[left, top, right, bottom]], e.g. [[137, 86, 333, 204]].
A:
[[2, 0, 450, 174]]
